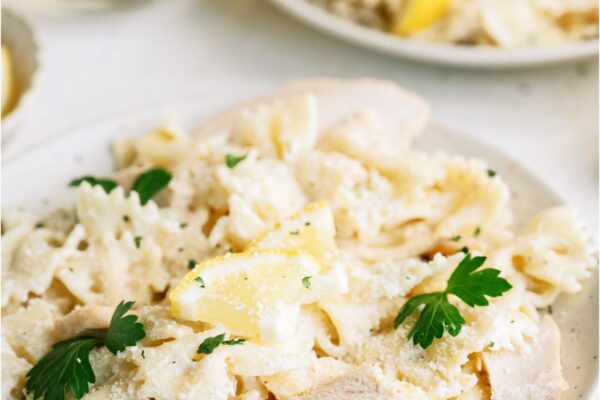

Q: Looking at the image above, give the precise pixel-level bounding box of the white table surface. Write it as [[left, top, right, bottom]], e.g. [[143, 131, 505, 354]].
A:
[[3, 0, 599, 237]]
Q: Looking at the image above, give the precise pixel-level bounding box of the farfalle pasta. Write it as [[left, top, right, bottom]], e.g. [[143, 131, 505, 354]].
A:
[[1, 80, 594, 400]]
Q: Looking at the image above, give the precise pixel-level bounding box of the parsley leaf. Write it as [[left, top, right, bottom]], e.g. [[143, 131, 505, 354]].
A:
[[188, 260, 198, 270], [69, 176, 118, 194], [131, 168, 172, 205], [134, 236, 142, 249], [25, 301, 145, 400], [394, 253, 512, 349], [450, 235, 461, 242], [194, 276, 205, 288], [487, 169, 497, 177], [105, 301, 146, 354], [225, 154, 247, 169], [302, 276, 312, 289], [197, 334, 245, 355]]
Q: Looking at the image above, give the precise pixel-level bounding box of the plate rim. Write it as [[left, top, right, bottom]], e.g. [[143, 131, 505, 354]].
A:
[[268, 0, 599, 68]]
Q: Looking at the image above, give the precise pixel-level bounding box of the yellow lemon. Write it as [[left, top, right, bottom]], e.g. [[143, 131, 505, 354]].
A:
[[169, 250, 321, 342], [247, 201, 338, 269], [2, 46, 15, 116], [392, 0, 452, 35]]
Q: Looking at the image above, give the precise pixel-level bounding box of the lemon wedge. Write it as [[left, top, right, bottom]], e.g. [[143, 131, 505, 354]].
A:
[[247, 201, 338, 269], [169, 250, 321, 342], [248, 202, 348, 296], [392, 0, 452, 35], [2, 45, 15, 117]]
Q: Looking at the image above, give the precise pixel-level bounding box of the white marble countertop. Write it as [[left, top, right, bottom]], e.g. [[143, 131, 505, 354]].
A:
[[3, 0, 598, 236]]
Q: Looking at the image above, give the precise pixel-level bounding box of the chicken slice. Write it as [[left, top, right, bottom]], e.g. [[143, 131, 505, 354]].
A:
[[483, 315, 568, 400], [294, 365, 427, 400]]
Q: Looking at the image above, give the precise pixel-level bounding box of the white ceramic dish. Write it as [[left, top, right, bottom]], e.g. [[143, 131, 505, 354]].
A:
[[1, 7, 40, 144], [2, 103, 598, 398], [269, 0, 599, 68]]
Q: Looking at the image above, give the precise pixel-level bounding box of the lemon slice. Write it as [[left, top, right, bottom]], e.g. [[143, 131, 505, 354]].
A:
[[2, 45, 15, 116], [392, 0, 452, 35], [169, 250, 321, 342], [248, 202, 348, 296], [247, 201, 338, 269]]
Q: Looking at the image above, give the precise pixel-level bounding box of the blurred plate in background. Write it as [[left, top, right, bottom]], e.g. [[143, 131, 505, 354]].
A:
[[269, 0, 599, 68]]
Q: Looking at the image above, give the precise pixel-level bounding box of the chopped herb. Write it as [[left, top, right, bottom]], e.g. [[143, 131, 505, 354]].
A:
[[25, 301, 145, 400], [197, 334, 245, 355], [225, 154, 247, 169], [394, 253, 512, 349], [547, 305, 553, 314], [304, 221, 311, 226], [131, 168, 172, 205], [302, 276, 312, 289], [134, 236, 142, 249], [123, 215, 130, 223], [180, 222, 188, 229], [487, 169, 497, 178], [188, 260, 198, 270], [69, 176, 118, 194], [487, 341, 495, 348], [290, 230, 300, 235], [459, 247, 470, 254], [141, 350, 145, 359], [194, 276, 205, 288], [474, 226, 481, 236], [451, 235, 461, 242], [34, 222, 44, 229]]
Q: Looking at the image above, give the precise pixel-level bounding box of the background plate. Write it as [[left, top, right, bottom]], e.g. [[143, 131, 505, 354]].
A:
[[2, 102, 598, 398], [269, 0, 599, 68]]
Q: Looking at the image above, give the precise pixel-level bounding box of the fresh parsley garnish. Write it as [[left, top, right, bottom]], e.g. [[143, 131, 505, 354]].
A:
[[225, 154, 247, 169], [131, 168, 172, 205], [122, 215, 130, 223], [180, 222, 188, 229], [188, 260, 198, 270], [450, 235, 461, 242], [134, 236, 142, 249], [459, 246, 470, 254], [25, 301, 145, 400], [69, 176, 118, 194], [290, 230, 300, 235], [547, 305, 553, 314], [194, 276, 205, 288], [394, 253, 512, 349], [34, 222, 45, 229], [302, 276, 312, 289], [197, 334, 246, 355], [474, 226, 481, 236], [487, 169, 497, 177]]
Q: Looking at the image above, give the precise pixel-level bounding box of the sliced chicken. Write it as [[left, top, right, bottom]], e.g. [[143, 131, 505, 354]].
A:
[[483, 315, 568, 400], [53, 305, 114, 342], [294, 365, 427, 400], [194, 78, 429, 147]]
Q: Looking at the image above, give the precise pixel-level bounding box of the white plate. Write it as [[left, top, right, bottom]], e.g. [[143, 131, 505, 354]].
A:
[[2, 103, 598, 398], [269, 0, 599, 68]]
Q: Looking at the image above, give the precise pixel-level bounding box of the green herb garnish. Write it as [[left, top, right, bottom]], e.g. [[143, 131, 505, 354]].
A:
[[394, 253, 512, 349], [188, 260, 197, 270], [197, 334, 246, 355], [450, 235, 461, 242], [290, 230, 300, 235], [225, 154, 247, 169], [134, 236, 142, 249], [474, 226, 481, 236], [69, 176, 118, 194], [302, 276, 312, 289], [25, 301, 145, 400], [131, 168, 172, 205], [487, 169, 497, 178], [194, 276, 205, 288]]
